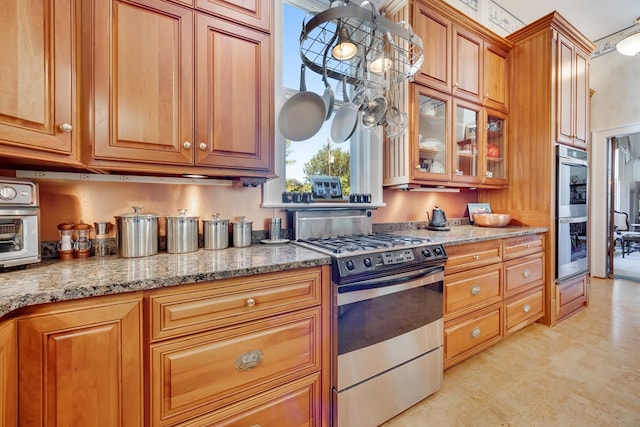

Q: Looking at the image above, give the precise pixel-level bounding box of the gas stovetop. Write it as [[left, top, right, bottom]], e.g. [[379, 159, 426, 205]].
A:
[[294, 233, 448, 283]]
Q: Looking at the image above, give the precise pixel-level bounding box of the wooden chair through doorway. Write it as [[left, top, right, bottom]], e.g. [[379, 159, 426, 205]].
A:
[[614, 210, 640, 258]]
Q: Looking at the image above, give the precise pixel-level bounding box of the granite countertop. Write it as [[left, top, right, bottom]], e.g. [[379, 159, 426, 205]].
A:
[[0, 225, 546, 318]]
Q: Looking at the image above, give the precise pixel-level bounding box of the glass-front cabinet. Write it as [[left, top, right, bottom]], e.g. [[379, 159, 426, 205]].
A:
[[414, 85, 451, 182], [411, 84, 508, 188], [483, 109, 507, 186], [452, 99, 480, 185]]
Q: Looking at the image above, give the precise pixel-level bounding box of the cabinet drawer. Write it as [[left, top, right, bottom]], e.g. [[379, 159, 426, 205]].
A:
[[150, 308, 321, 426], [445, 263, 502, 317], [503, 234, 544, 260], [444, 240, 502, 275], [444, 305, 502, 364], [149, 268, 322, 341], [177, 374, 320, 426], [505, 288, 544, 335], [504, 253, 543, 297]]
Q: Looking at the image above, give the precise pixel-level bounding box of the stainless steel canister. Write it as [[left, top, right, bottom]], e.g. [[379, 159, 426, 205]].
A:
[[269, 217, 281, 241], [203, 213, 229, 250], [232, 216, 253, 247], [166, 209, 200, 254], [114, 206, 159, 258]]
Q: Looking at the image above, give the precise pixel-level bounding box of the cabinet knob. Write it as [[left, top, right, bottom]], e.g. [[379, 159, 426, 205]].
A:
[[523, 303, 531, 313], [525, 244, 531, 248], [485, 93, 489, 98], [246, 298, 256, 307], [58, 123, 73, 133], [454, 82, 459, 88], [471, 327, 481, 338], [522, 269, 530, 279], [471, 285, 481, 296], [183, 141, 192, 149], [472, 254, 480, 260], [199, 142, 207, 151]]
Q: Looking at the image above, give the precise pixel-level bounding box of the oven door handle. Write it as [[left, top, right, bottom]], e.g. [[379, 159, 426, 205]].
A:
[[336, 265, 444, 306], [558, 216, 588, 224]]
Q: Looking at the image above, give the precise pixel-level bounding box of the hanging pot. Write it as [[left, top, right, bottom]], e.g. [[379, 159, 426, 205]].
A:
[[278, 64, 326, 141]]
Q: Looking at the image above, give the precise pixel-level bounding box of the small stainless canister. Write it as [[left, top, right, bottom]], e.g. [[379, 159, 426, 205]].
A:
[[166, 209, 200, 254], [232, 216, 253, 247], [203, 213, 229, 250], [269, 217, 282, 241]]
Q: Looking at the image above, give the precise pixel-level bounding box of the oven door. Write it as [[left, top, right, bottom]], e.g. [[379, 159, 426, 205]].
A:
[[334, 266, 443, 405], [557, 216, 588, 281], [557, 149, 588, 218], [0, 213, 40, 268]]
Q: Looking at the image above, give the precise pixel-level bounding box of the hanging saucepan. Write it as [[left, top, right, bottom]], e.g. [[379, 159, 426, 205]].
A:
[[361, 92, 387, 129], [384, 81, 408, 138], [278, 64, 326, 141], [331, 77, 362, 143]]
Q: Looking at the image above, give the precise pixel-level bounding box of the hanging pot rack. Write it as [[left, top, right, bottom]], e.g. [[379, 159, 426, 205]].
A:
[[299, 3, 424, 91]]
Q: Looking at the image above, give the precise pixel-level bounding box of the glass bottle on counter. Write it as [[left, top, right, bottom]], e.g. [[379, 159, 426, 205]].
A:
[[57, 223, 74, 260], [73, 221, 92, 258]]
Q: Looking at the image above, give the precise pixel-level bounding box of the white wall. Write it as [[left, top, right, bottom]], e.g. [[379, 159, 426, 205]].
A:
[[589, 49, 640, 277]]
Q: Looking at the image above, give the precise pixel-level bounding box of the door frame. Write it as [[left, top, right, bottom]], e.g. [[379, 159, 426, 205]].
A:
[[591, 123, 640, 278]]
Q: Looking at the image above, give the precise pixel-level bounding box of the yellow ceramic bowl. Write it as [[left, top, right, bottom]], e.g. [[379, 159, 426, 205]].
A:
[[473, 213, 512, 227]]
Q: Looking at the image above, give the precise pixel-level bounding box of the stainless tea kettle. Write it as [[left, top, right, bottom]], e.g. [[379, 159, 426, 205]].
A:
[[426, 206, 447, 228]]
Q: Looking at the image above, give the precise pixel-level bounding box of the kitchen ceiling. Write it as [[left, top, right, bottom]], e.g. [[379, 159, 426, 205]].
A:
[[492, 0, 640, 41]]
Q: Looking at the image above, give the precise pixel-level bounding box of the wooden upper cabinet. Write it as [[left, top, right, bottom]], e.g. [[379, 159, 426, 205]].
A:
[[412, 2, 451, 92], [556, 32, 589, 149], [0, 0, 79, 164], [17, 294, 143, 426], [483, 42, 509, 112], [196, 0, 272, 32], [83, 0, 195, 167], [195, 13, 272, 171], [452, 25, 482, 104]]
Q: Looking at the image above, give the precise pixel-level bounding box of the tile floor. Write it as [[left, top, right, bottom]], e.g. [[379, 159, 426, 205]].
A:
[[381, 277, 640, 427]]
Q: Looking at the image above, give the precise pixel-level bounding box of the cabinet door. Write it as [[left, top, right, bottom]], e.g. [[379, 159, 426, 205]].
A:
[[413, 84, 452, 182], [86, 0, 194, 165], [18, 296, 143, 426], [573, 47, 589, 148], [0, 0, 77, 162], [452, 26, 482, 104], [195, 13, 272, 171], [0, 319, 16, 426], [196, 0, 272, 32], [452, 99, 480, 184], [412, 1, 451, 93], [482, 108, 507, 186], [483, 42, 508, 112], [556, 33, 574, 147]]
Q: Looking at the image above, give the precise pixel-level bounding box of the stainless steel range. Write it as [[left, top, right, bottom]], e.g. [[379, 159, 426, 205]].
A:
[[292, 209, 446, 427]]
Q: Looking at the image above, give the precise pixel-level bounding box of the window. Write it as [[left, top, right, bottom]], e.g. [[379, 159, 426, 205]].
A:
[[263, 0, 384, 207]]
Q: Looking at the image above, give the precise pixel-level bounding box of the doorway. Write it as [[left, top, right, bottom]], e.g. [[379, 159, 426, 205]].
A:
[[607, 133, 640, 281], [591, 124, 640, 280]]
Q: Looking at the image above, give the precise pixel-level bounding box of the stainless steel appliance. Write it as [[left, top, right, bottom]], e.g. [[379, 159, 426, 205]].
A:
[[556, 146, 588, 280], [292, 209, 446, 427], [0, 179, 40, 269]]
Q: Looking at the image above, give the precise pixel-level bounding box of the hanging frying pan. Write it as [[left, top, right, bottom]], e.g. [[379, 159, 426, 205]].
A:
[[278, 64, 326, 141], [331, 78, 361, 143]]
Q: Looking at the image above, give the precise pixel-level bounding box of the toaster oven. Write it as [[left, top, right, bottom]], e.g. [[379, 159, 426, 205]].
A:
[[0, 179, 40, 269]]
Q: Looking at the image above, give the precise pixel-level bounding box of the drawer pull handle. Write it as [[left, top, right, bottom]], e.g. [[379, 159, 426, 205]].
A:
[[235, 349, 263, 371], [246, 298, 256, 307], [522, 269, 530, 279], [471, 327, 481, 338], [472, 255, 480, 260], [471, 285, 481, 296], [523, 303, 531, 313], [526, 244, 531, 248]]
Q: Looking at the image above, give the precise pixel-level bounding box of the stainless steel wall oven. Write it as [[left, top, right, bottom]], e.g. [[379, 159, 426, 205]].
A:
[[292, 209, 447, 427], [556, 146, 588, 280]]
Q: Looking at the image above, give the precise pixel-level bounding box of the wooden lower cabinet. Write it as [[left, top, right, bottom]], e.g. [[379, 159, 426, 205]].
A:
[[555, 273, 589, 322], [147, 266, 331, 427], [0, 319, 16, 426], [17, 293, 143, 426], [444, 234, 546, 368]]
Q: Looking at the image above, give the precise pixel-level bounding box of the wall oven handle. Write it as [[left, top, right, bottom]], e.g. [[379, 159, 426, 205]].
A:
[[336, 265, 444, 306], [558, 216, 588, 224]]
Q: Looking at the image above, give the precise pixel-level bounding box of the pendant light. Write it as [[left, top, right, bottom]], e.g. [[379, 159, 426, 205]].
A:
[[616, 17, 640, 56], [369, 33, 393, 74], [332, 24, 358, 61]]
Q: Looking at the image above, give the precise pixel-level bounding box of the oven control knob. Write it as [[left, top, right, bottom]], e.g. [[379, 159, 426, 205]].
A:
[[422, 249, 432, 258], [346, 260, 356, 271], [0, 185, 17, 200], [363, 257, 373, 268], [433, 247, 443, 256]]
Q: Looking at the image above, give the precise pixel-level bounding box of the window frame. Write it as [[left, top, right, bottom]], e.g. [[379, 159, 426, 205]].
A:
[[262, 0, 385, 208]]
